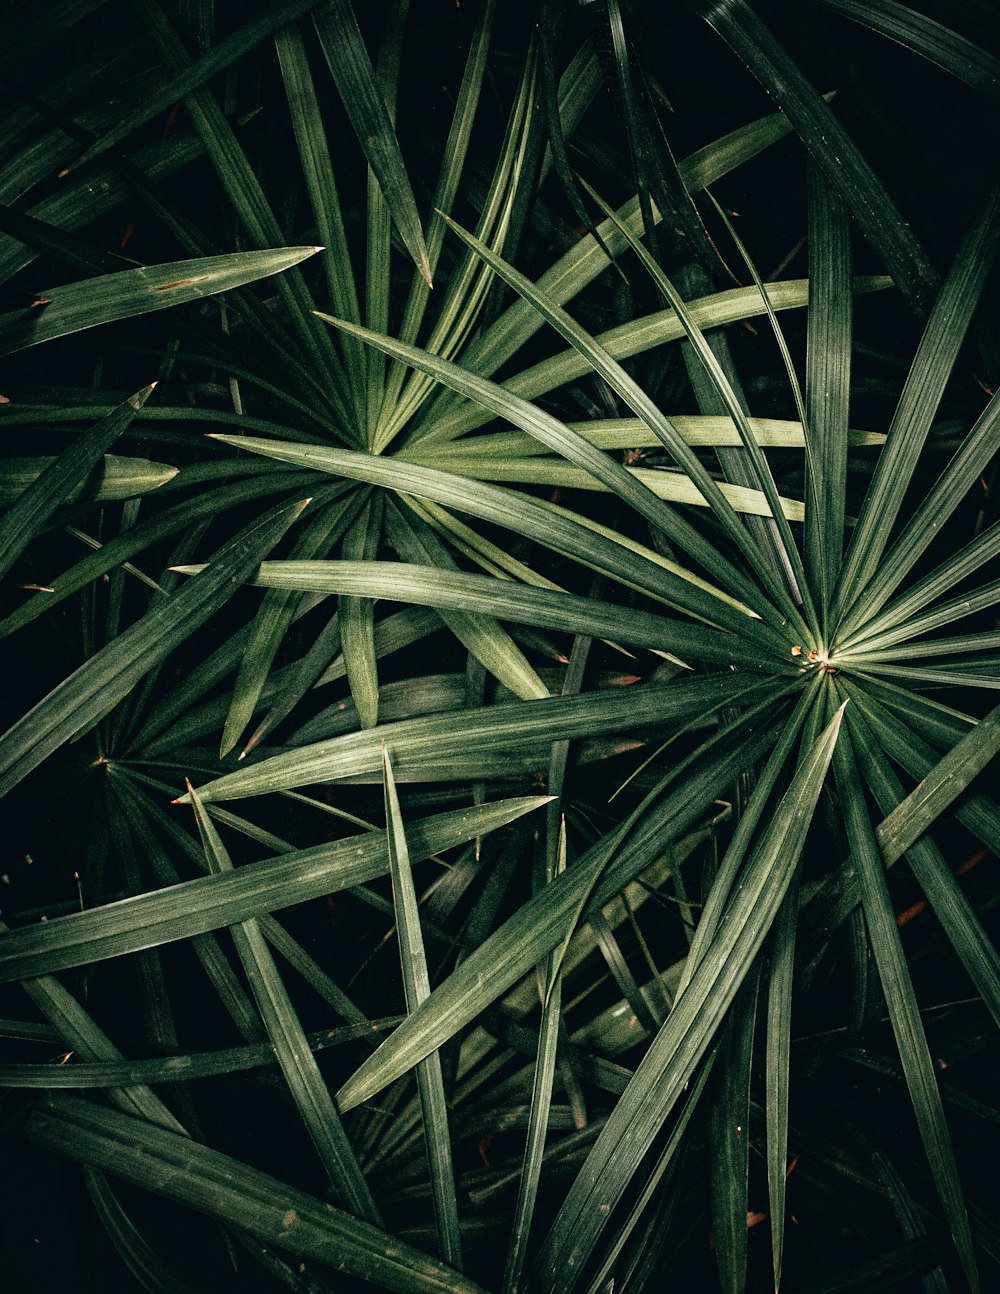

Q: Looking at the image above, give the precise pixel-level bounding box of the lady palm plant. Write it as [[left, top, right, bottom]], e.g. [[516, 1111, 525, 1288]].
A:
[[0, 1, 998, 1291]]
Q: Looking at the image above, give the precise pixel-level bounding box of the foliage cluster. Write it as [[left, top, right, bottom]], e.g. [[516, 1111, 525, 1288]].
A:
[[0, 1, 998, 1291]]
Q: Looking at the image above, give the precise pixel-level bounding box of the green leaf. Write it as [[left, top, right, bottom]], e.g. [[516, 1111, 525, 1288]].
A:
[[421, 276, 888, 446], [318, 310, 806, 633], [386, 500, 549, 701], [178, 674, 780, 806], [0, 797, 548, 984], [0, 129, 211, 287], [709, 970, 759, 1294], [532, 699, 844, 1290], [312, 0, 431, 286], [203, 434, 789, 648], [0, 1018, 402, 1089], [0, 469, 332, 639], [834, 175, 1000, 629], [841, 387, 1000, 634], [816, 0, 1000, 99], [414, 438, 806, 518], [377, 40, 554, 457], [274, 20, 365, 421], [766, 882, 798, 1290], [843, 701, 1000, 1031], [831, 715, 978, 1291], [573, 185, 814, 637], [219, 488, 367, 757], [170, 559, 787, 671], [0, 383, 154, 578], [804, 165, 853, 611], [332, 695, 792, 1113], [831, 678, 1000, 862], [340, 495, 384, 729], [0, 452, 175, 507], [187, 784, 380, 1223], [429, 415, 881, 455], [0, 917, 183, 1135], [0, 498, 309, 798], [874, 700, 1000, 862], [24, 1097, 486, 1294], [0, 247, 320, 354], [688, 0, 939, 316], [83, 1167, 201, 1294], [837, 529, 1000, 657], [395, 0, 494, 343], [501, 819, 567, 1294], [451, 93, 836, 393], [382, 748, 463, 1269], [133, 0, 352, 423], [69, 0, 331, 170]]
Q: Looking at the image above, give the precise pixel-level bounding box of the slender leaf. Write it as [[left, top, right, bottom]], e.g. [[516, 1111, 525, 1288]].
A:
[[831, 715, 978, 1291], [187, 784, 380, 1223], [386, 500, 549, 701], [383, 749, 463, 1269], [312, 0, 431, 285], [844, 703, 1000, 1030], [843, 388, 1000, 631], [689, 0, 939, 315], [0, 498, 309, 797], [502, 821, 567, 1294], [340, 494, 383, 729], [0, 920, 183, 1135], [766, 881, 798, 1290], [134, 0, 352, 422], [419, 276, 887, 446], [708, 968, 759, 1294], [0, 797, 548, 983], [817, 0, 1000, 98], [171, 559, 791, 671], [70, 0, 332, 169], [204, 434, 791, 648], [837, 529, 1000, 656], [178, 674, 781, 805], [875, 700, 1000, 862], [574, 185, 814, 636], [0, 248, 320, 354], [531, 703, 845, 1291], [219, 488, 367, 757], [0, 384, 155, 579], [83, 1166, 201, 1294], [24, 1097, 486, 1294], [804, 165, 853, 612], [835, 175, 1000, 627], [332, 697, 792, 1112]]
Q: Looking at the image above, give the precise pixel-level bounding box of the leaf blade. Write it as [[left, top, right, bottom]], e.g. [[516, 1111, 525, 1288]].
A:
[[312, 0, 431, 285], [0, 248, 320, 354], [24, 1097, 485, 1294]]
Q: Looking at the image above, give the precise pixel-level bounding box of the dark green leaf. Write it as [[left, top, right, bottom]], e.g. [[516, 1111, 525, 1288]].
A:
[[0, 248, 320, 354], [24, 1097, 485, 1294], [0, 498, 309, 797], [312, 0, 431, 285], [0, 797, 548, 983]]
